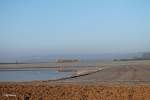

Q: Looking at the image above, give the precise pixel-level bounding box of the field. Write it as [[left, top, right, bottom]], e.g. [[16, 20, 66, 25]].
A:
[[0, 60, 150, 100], [0, 83, 150, 100]]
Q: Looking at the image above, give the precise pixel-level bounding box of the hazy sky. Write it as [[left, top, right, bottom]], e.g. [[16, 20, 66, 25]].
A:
[[0, 0, 150, 56]]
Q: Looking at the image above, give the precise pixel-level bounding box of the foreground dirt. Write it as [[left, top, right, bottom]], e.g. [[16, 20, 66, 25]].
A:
[[0, 83, 150, 100]]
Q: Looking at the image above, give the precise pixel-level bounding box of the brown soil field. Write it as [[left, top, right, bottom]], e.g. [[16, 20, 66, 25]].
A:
[[0, 83, 150, 100]]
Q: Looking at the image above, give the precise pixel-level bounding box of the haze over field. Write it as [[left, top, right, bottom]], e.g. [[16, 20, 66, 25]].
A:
[[0, 0, 150, 62]]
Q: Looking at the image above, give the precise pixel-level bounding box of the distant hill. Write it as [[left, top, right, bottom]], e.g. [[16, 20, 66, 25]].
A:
[[114, 52, 150, 61], [142, 53, 150, 59]]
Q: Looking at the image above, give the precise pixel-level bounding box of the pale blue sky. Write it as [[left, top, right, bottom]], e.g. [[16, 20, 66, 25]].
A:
[[0, 0, 150, 56]]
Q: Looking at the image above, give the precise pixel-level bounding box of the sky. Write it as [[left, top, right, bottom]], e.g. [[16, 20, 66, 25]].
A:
[[0, 0, 150, 58]]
